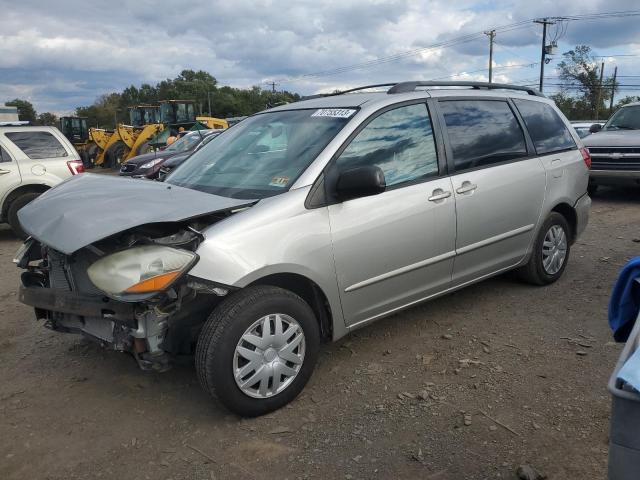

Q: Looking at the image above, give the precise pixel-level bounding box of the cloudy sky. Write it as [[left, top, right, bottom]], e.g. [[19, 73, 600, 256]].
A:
[[1, 0, 640, 115]]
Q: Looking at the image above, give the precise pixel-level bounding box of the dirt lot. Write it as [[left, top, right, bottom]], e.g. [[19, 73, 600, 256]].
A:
[[1, 187, 638, 480]]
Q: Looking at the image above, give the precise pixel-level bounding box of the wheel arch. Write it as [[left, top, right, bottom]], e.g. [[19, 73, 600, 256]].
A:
[[248, 273, 334, 342], [1, 183, 49, 222], [550, 202, 577, 243]]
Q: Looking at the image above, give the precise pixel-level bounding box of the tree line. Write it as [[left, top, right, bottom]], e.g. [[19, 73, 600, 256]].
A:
[[5, 69, 300, 129], [5, 50, 640, 129]]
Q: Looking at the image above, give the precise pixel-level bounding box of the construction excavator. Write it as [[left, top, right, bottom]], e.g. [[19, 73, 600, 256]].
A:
[[60, 100, 229, 169]]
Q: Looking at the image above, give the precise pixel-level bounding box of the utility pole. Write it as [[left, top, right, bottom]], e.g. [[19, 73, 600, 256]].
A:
[[534, 18, 555, 93], [485, 30, 496, 83], [595, 61, 605, 120], [207, 90, 212, 116], [268, 81, 278, 93], [609, 66, 618, 115]]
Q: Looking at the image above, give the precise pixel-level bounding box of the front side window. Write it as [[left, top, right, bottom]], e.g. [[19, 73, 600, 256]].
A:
[[167, 108, 355, 199], [5, 131, 68, 159], [440, 100, 528, 171], [336, 103, 438, 187], [513, 99, 576, 154]]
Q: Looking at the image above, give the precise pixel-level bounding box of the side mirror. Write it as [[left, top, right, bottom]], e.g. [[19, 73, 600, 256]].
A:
[[589, 123, 602, 133], [336, 165, 386, 202]]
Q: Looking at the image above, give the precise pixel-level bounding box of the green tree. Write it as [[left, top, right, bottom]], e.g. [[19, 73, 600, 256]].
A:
[[5, 98, 37, 123], [557, 45, 617, 119], [76, 92, 122, 129], [36, 112, 58, 126]]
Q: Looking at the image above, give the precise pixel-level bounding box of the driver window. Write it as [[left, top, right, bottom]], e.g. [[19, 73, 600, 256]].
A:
[[336, 103, 438, 188]]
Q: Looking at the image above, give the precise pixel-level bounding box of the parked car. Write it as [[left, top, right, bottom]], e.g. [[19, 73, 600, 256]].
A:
[[0, 126, 83, 237], [583, 102, 640, 194], [119, 129, 220, 179], [15, 81, 590, 416], [571, 120, 603, 139], [157, 130, 222, 180]]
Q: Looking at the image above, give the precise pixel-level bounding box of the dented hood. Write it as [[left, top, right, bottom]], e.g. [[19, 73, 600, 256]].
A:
[[18, 174, 253, 254]]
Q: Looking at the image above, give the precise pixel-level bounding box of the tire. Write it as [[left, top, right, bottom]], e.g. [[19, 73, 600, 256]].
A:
[[85, 144, 98, 169], [136, 141, 153, 156], [587, 184, 598, 196], [7, 192, 41, 239], [518, 212, 571, 286], [105, 141, 126, 169], [195, 285, 320, 417]]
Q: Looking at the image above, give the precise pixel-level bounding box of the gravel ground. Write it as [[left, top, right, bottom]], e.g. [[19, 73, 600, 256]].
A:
[[1, 187, 639, 480]]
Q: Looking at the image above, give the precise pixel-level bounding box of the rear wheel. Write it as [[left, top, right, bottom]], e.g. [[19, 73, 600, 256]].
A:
[[105, 141, 126, 169], [85, 144, 98, 169], [195, 285, 320, 417], [7, 192, 41, 239], [518, 212, 571, 285], [136, 141, 153, 156]]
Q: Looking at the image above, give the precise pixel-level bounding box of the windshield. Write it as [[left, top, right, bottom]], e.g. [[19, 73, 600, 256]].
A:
[[166, 108, 355, 199], [164, 133, 203, 152], [604, 105, 640, 130]]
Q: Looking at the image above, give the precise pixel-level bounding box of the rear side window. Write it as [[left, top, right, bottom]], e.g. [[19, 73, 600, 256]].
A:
[[5, 131, 68, 159], [0, 145, 11, 163], [336, 103, 439, 187], [439, 100, 527, 171], [513, 99, 576, 154]]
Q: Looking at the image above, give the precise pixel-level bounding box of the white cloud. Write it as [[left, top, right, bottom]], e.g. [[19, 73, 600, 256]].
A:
[[1, 0, 639, 112]]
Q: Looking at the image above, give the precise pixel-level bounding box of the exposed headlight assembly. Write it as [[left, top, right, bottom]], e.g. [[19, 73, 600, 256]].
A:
[[87, 246, 197, 299]]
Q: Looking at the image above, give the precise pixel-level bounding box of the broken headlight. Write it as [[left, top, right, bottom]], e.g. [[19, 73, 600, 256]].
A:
[[87, 246, 197, 299]]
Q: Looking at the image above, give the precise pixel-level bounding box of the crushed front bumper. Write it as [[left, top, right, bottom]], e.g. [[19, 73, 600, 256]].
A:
[[19, 285, 136, 325]]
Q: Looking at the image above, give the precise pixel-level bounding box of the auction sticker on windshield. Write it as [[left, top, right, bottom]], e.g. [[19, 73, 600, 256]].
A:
[[311, 108, 356, 118], [269, 176, 290, 187]]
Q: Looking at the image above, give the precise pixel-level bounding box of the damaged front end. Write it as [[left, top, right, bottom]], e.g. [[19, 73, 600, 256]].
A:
[[15, 217, 236, 372]]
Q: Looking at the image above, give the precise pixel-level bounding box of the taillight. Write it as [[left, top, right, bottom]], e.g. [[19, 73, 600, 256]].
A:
[[67, 160, 84, 175], [580, 147, 591, 169]]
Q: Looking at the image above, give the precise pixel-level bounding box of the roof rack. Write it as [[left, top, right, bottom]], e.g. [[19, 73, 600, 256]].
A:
[[301, 83, 399, 100], [387, 81, 544, 97]]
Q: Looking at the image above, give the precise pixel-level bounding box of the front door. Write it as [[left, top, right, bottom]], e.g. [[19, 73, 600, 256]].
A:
[[327, 102, 456, 327], [436, 99, 546, 285]]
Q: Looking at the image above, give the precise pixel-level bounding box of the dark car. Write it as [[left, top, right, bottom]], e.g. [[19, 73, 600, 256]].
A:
[[158, 130, 222, 180], [120, 129, 220, 179]]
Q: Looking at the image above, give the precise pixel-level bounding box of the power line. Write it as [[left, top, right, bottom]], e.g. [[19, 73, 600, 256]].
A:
[[274, 10, 640, 85]]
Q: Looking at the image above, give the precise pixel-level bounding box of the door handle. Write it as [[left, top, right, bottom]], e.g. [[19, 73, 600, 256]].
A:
[[428, 189, 451, 202], [0, 169, 10, 175], [551, 159, 561, 166], [456, 181, 477, 194]]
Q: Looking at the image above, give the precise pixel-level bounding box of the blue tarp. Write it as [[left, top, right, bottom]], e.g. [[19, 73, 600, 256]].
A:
[[609, 257, 640, 342]]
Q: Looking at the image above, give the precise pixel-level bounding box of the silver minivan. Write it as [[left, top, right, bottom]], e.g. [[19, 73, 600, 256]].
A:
[[16, 82, 591, 416]]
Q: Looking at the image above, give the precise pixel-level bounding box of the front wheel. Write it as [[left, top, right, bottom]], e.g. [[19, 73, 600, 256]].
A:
[[195, 285, 320, 417], [518, 212, 571, 285]]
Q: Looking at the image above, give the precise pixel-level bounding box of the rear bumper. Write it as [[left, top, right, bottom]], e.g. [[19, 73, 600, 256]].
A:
[[574, 193, 591, 240]]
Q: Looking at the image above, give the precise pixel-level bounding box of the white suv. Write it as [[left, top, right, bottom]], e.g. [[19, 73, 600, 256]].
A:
[[0, 126, 84, 237]]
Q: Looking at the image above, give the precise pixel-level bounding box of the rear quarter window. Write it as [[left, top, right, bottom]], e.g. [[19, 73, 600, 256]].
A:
[[5, 131, 68, 159], [513, 99, 576, 155]]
